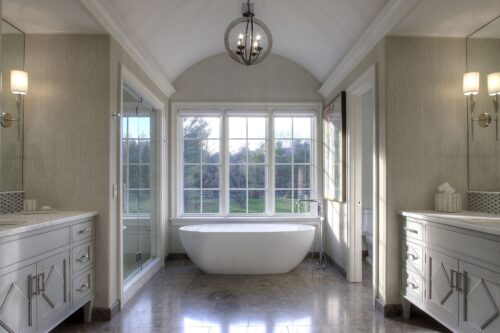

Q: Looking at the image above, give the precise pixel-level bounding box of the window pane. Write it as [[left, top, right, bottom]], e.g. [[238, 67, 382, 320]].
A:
[[275, 190, 293, 213], [248, 140, 265, 163], [183, 140, 201, 163], [128, 117, 139, 138], [294, 165, 311, 188], [202, 140, 219, 163], [183, 117, 219, 139], [293, 139, 311, 163], [139, 165, 150, 188], [129, 165, 139, 188], [248, 165, 265, 188], [202, 165, 219, 188], [128, 190, 139, 213], [139, 190, 151, 213], [139, 141, 151, 163], [184, 165, 200, 188], [122, 139, 128, 161], [275, 165, 292, 188], [229, 140, 247, 163], [229, 165, 246, 188], [293, 118, 312, 138], [275, 140, 292, 163], [138, 118, 150, 139], [228, 117, 247, 138], [230, 190, 247, 213], [248, 118, 266, 138], [294, 190, 311, 213], [274, 118, 292, 138], [129, 140, 139, 163], [248, 190, 265, 213], [184, 190, 200, 213], [202, 190, 219, 213], [204, 118, 220, 139], [122, 118, 129, 138]]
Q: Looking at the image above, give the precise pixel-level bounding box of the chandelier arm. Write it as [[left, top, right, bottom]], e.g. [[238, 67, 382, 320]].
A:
[[243, 16, 250, 63], [250, 16, 254, 62]]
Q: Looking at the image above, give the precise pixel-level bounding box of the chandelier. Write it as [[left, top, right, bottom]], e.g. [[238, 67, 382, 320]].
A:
[[224, 0, 273, 66]]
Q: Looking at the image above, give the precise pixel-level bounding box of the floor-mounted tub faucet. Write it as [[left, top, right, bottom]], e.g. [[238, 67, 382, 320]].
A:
[[295, 199, 326, 270]]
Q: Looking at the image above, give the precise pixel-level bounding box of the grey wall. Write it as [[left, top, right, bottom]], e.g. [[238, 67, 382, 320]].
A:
[[384, 36, 467, 304], [23, 34, 169, 310], [466, 38, 500, 191], [171, 53, 323, 102], [23, 34, 111, 307], [1, 33, 25, 191]]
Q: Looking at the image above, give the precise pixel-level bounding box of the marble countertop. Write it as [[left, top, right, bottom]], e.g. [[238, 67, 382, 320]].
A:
[[0, 211, 98, 238], [401, 210, 500, 236]]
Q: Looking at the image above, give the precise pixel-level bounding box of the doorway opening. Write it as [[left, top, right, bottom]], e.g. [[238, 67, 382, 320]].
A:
[[346, 65, 377, 294]]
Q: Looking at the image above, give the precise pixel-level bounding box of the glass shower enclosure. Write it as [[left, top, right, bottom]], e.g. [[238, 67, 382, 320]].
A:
[[121, 84, 157, 283]]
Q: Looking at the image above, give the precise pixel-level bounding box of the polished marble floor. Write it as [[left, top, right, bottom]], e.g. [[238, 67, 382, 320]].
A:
[[53, 259, 449, 333]]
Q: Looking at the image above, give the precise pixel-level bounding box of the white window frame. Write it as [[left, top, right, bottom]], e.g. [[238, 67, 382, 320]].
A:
[[172, 102, 322, 219]]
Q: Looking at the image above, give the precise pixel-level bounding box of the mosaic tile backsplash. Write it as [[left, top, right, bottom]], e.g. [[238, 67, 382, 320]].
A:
[[467, 191, 500, 215], [0, 191, 24, 214]]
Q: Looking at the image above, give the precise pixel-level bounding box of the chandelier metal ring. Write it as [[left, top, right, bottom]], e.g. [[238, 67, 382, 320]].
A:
[[224, 15, 273, 66]]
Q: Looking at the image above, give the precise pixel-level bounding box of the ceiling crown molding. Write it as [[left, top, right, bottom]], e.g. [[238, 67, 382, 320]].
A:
[[80, 0, 176, 97], [319, 0, 419, 99]]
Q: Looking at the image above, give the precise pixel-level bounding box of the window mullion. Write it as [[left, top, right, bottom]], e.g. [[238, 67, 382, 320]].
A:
[[222, 111, 228, 215], [268, 111, 274, 216]]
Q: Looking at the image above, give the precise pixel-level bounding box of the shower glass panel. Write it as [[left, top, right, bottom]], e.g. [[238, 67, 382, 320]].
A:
[[121, 85, 157, 283]]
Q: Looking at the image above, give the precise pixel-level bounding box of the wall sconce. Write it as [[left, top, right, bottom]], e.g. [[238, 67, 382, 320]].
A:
[[463, 72, 479, 112], [1, 70, 28, 129]]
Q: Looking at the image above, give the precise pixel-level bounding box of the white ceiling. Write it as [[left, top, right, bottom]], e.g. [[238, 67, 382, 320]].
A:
[[392, 0, 500, 37], [469, 16, 500, 38], [104, 0, 388, 82], [4, 0, 500, 88], [3, 0, 104, 34]]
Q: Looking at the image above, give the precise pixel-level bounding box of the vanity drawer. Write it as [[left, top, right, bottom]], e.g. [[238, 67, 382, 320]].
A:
[[401, 240, 423, 273], [72, 242, 93, 274], [401, 268, 423, 302], [72, 269, 94, 306], [71, 220, 94, 243], [0, 227, 69, 269], [402, 218, 424, 241]]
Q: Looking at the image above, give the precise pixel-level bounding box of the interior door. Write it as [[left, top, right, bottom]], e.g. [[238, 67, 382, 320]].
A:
[[459, 261, 500, 333], [0, 264, 37, 333], [425, 248, 459, 329], [36, 251, 70, 332]]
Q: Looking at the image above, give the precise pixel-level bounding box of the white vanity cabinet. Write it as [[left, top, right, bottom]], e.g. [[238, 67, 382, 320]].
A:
[[401, 212, 500, 333], [0, 213, 96, 333]]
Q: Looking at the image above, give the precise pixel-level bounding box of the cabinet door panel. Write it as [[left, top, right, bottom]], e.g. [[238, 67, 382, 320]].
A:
[[36, 251, 70, 332], [459, 262, 500, 333], [0, 264, 36, 333], [425, 249, 459, 328]]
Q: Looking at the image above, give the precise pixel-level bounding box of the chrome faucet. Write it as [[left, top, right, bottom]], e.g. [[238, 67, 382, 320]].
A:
[[295, 198, 326, 270], [295, 199, 322, 217]]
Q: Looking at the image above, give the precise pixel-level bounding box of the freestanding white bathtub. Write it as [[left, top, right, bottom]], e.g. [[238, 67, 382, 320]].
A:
[[179, 223, 315, 274]]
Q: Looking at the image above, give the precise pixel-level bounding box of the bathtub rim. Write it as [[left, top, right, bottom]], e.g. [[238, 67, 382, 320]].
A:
[[179, 223, 316, 233]]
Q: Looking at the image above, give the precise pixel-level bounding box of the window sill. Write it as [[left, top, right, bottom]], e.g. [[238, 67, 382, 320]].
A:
[[170, 216, 320, 226]]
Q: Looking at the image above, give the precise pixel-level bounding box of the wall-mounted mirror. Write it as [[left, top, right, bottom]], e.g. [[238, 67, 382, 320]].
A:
[[0, 20, 25, 191], [467, 16, 500, 191]]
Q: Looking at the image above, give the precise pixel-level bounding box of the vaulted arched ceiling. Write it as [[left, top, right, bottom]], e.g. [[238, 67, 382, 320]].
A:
[[106, 0, 388, 82]]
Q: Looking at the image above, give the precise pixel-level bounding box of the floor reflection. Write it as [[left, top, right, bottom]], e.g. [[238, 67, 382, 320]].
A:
[[52, 259, 449, 333]]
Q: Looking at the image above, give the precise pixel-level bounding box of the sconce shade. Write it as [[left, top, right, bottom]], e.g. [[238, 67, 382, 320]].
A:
[[10, 70, 28, 95], [463, 72, 480, 95], [487, 72, 500, 95]]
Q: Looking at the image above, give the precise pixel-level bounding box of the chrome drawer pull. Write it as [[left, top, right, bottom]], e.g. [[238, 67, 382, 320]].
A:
[[404, 227, 418, 234], [406, 281, 419, 289], [77, 283, 90, 292], [405, 252, 420, 260], [77, 253, 90, 263], [78, 228, 92, 235]]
